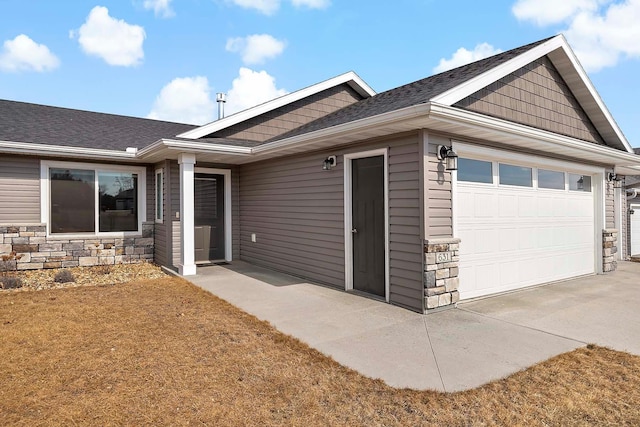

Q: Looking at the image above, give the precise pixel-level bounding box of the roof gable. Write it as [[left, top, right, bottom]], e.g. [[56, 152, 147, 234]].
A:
[[206, 83, 364, 143], [177, 71, 375, 140], [454, 55, 605, 145], [271, 38, 553, 141], [431, 35, 631, 152]]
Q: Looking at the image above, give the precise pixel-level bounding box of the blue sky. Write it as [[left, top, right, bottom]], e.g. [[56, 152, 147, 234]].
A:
[[1, 0, 639, 146]]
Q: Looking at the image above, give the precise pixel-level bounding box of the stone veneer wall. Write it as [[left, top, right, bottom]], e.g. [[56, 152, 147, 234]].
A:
[[0, 223, 154, 271], [424, 238, 460, 310], [603, 228, 618, 272]]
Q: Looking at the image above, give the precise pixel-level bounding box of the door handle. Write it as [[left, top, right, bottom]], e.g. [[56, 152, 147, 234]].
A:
[[351, 228, 357, 234]]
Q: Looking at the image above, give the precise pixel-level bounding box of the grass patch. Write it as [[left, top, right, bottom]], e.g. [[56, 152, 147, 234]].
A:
[[1, 277, 639, 426]]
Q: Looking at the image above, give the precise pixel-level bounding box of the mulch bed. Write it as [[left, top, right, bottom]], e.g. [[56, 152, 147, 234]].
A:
[[0, 263, 167, 291]]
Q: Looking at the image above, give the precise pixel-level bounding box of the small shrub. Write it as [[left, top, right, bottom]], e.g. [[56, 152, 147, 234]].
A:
[[54, 269, 75, 283], [94, 264, 112, 275], [0, 276, 23, 289]]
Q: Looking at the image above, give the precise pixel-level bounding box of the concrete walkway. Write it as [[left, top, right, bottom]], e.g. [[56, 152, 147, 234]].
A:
[[187, 261, 640, 392]]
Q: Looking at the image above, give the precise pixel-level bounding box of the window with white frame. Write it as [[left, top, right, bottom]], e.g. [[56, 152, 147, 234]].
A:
[[43, 161, 146, 235], [155, 168, 163, 222]]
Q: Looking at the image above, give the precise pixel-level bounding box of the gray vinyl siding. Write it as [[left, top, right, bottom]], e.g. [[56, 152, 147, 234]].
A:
[[455, 56, 604, 145], [426, 134, 453, 238], [0, 155, 40, 223], [171, 161, 181, 267], [239, 133, 423, 312], [145, 166, 154, 223], [605, 187, 615, 229]]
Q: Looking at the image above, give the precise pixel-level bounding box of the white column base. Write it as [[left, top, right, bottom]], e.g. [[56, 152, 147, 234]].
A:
[[178, 263, 197, 276]]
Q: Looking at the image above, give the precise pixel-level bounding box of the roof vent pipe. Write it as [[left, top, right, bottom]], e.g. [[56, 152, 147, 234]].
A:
[[216, 93, 227, 120]]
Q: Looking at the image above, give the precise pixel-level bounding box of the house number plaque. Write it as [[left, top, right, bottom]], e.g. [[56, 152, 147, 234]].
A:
[[436, 252, 451, 263]]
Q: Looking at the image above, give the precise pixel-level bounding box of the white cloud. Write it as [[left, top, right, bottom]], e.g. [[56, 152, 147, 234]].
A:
[[0, 34, 60, 73], [226, 34, 285, 65], [512, 0, 640, 72], [230, 0, 281, 15], [71, 6, 146, 67], [229, 0, 331, 14], [147, 76, 216, 124], [291, 0, 331, 9], [512, 0, 604, 25], [433, 43, 503, 73], [143, 0, 174, 18], [225, 67, 288, 115]]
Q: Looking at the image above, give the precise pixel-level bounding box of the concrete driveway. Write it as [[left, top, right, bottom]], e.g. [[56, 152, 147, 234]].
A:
[[187, 261, 640, 392]]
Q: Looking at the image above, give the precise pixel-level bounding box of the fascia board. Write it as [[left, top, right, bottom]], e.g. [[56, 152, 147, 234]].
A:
[[0, 140, 136, 160], [136, 138, 252, 159], [546, 38, 633, 153], [428, 103, 640, 167], [176, 71, 376, 140], [431, 35, 564, 106]]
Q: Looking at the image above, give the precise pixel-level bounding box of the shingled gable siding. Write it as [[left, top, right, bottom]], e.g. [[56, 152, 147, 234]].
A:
[[169, 161, 241, 269], [455, 56, 605, 145], [209, 84, 364, 142], [239, 134, 423, 312], [0, 155, 40, 223]]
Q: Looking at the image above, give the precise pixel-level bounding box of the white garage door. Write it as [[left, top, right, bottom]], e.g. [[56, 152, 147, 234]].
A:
[[630, 204, 640, 256], [457, 157, 596, 300]]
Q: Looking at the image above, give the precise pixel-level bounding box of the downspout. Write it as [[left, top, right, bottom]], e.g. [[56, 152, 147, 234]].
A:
[[627, 189, 638, 200]]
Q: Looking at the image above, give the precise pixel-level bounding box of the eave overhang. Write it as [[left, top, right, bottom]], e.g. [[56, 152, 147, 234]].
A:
[[4, 103, 639, 171]]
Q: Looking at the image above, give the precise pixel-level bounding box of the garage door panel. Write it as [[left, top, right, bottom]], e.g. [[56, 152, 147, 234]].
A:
[[457, 174, 595, 300]]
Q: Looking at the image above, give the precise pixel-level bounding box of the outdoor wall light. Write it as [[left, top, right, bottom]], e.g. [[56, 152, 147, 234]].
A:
[[322, 155, 337, 171], [577, 176, 584, 190], [437, 145, 458, 171], [607, 172, 621, 182], [607, 172, 623, 188]]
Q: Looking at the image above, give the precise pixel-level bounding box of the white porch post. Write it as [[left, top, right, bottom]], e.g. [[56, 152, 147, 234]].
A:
[[178, 153, 197, 276]]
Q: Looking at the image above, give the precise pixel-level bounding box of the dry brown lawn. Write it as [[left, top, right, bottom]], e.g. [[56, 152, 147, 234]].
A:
[[1, 276, 640, 426]]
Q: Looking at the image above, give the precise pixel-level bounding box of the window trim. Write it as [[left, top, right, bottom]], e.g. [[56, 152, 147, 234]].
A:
[[155, 168, 163, 223], [41, 160, 147, 238]]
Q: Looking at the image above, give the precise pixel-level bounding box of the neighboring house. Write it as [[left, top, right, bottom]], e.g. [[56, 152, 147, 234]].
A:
[[625, 148, 640, 257], [1, 34, 640, 313]]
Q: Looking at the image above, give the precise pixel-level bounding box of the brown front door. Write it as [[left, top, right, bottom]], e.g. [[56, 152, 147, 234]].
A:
[[352, 156, 385, 297], [194, 173, 225, 262]]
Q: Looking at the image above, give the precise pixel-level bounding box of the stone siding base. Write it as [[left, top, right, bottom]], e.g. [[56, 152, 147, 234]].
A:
[[0, 223, 154, 271], [603, 228, 618, 272], [424, 238, 460, 311]]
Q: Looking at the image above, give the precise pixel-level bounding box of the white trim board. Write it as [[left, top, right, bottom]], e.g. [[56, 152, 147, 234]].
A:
[[194, 167, 233, 262], [343, 148, 390, 303]]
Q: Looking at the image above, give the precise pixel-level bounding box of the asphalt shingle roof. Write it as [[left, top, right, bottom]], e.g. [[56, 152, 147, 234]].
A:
[[0, 37, 553, 153], [0, 99, 197, 151], [271, 37, 553, 142]]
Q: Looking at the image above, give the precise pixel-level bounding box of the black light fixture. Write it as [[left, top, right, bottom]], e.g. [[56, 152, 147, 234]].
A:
[[322, 155, 337, 171], [437, 145, 458, 171], [577, 176, 584, 190], [607, 172, 623, 188]]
